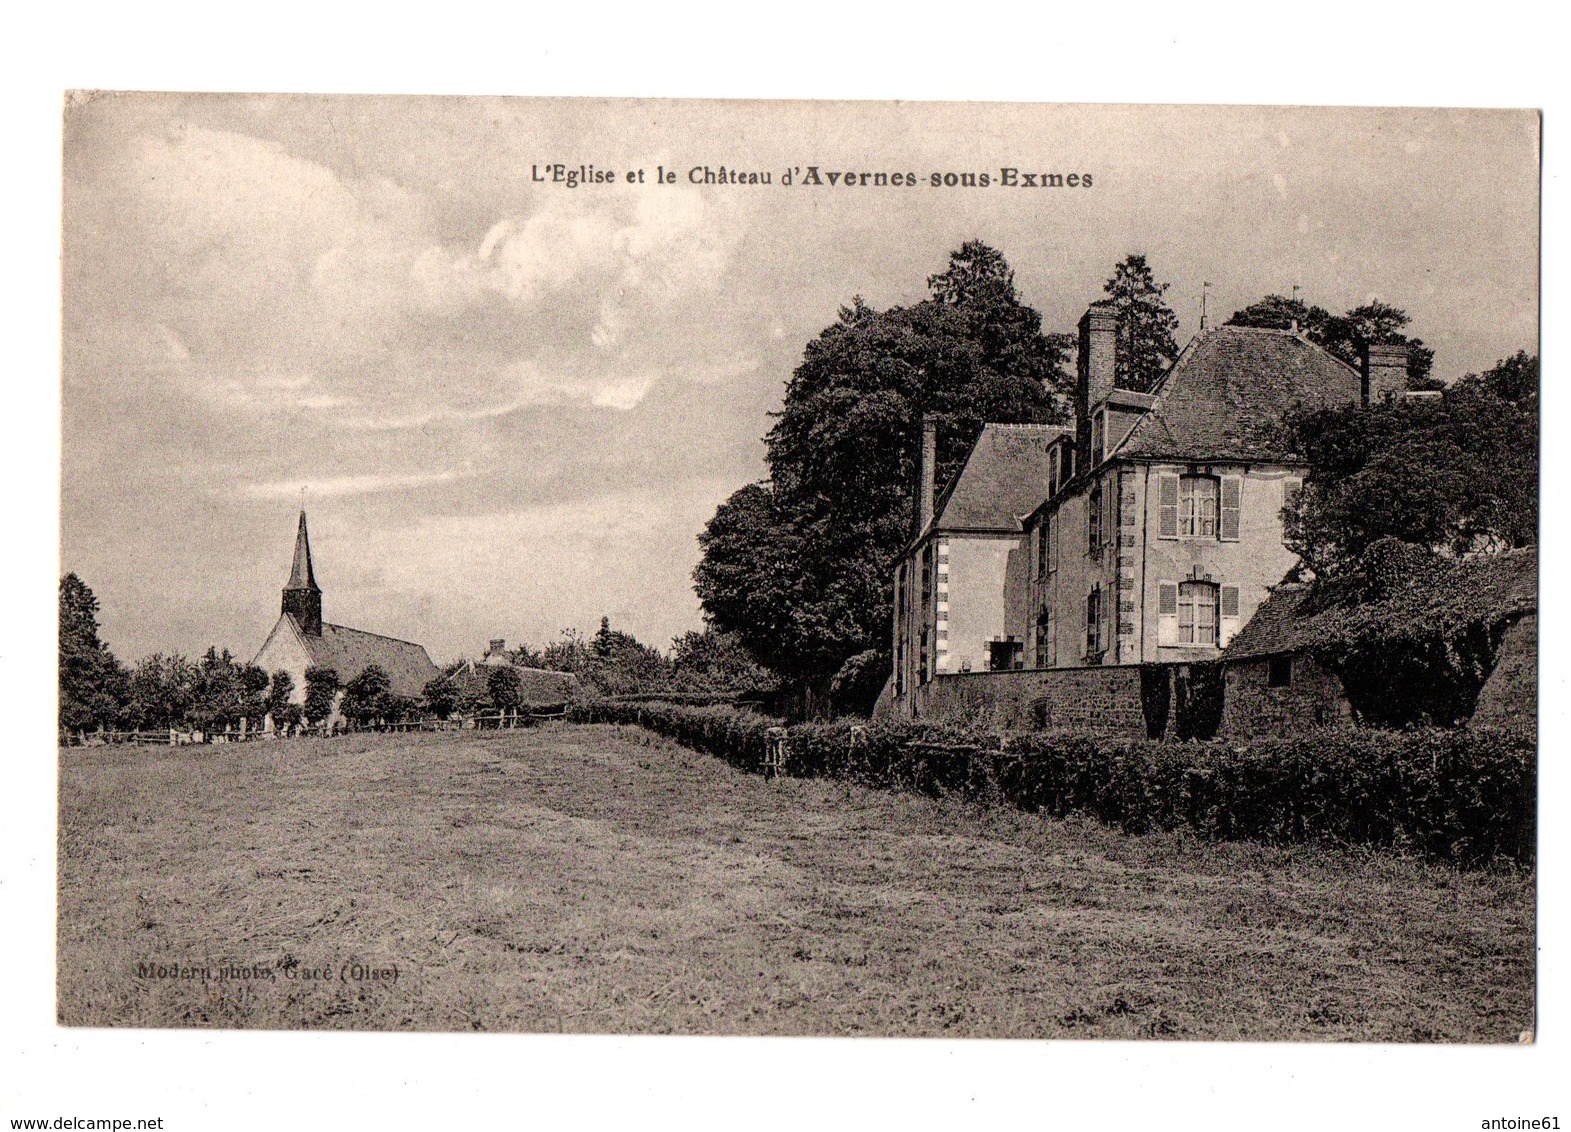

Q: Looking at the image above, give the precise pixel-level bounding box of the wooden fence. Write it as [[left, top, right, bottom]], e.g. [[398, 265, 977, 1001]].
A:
[[58, 706, 571, 749]]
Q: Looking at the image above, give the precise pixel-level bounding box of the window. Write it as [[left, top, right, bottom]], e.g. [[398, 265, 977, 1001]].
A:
[[1049, 446, 1062, 496], [1159, 473, 1241, 540], [1177, 581, 1219, 647], [1085, 587, 1103, 657], [1091, 412, 1105, 466], [989, 639, 1023, 672], [1035, 607, 1054, 668], [1268, 655, 1293, 687], [1087, 484, 1102, 556], [1046, 512, 1057, 575], [1180, 475, 1218, 538]]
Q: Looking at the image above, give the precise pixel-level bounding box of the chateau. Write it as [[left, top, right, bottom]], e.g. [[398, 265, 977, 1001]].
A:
[[884, 299, 1413, 731], [252, 512, 438, 726]]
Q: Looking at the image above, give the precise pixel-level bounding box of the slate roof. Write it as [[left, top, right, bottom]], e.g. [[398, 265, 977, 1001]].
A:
[[1112, 327, 1362, 462], [1223, 548, 1538, 662], [927, 423, 1069, 536], [291, 618, 440, 699], [285, 510, 319, 592]]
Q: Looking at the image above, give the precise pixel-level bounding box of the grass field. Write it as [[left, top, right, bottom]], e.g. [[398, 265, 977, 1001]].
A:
[[58, 724, 1535, 1039]]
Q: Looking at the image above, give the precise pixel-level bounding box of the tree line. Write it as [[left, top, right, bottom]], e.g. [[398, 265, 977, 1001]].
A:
[[58, 585, 774, 737]]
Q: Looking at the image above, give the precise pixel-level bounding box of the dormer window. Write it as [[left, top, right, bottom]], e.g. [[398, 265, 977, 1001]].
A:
[[1049, 445, 1062, 496], [1090, 411, 1105, 467]]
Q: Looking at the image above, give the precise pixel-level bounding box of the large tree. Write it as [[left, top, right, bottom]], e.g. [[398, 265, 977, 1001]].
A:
[[124, 653, 195, 731], [340, 665, 394, 729], [1102, 254, 1179, 393], [1283, 353, 1537, 578], [1226, 294, 1436, 387], [58, 574, 128, 732], [303, 665, 340, 726], [695, 241, 1070, 699]]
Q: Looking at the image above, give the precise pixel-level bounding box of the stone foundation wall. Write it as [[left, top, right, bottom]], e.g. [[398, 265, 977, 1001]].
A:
[[915, 665, 1149, 734]]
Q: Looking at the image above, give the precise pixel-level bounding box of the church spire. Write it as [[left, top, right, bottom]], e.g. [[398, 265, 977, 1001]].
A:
[[282, 510, 323, 636]]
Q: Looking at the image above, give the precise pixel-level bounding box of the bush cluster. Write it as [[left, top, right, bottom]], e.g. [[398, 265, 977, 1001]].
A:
[[567, 700, 1534, 866]]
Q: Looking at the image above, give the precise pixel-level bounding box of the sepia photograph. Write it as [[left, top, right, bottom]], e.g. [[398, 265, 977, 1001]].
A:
[[56, 94, 1539, 1049]]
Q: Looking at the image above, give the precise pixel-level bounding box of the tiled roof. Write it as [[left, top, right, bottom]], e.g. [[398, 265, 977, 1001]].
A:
[[1220, 584, 1314, 660], [296, 619, 440, 699], [1223, 548, 1538, 662], [929, 423, 1069, 535], [444, 660, 580, 705], [1113, 327, 1361, 462]]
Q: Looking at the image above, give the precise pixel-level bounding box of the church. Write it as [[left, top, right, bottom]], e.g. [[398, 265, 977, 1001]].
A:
[[252, 512, 439, 727]]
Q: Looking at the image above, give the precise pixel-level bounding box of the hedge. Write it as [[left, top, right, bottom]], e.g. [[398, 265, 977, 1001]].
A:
[[565, 700, 1534, 866]]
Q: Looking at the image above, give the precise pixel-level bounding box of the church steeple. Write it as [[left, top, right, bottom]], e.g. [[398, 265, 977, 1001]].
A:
[[282, 510, 322, 637]]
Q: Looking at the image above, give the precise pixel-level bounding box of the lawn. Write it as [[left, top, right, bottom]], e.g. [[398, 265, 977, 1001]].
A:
[[57, 724, 1535, 1039]]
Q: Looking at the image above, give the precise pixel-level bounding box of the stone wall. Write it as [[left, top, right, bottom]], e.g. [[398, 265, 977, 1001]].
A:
[[1219, 652, 1349, 739], [914, 664, 1149, 734]]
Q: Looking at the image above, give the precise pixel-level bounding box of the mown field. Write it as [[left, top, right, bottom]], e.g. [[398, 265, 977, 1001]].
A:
[[58, 724, 1535, 1039]]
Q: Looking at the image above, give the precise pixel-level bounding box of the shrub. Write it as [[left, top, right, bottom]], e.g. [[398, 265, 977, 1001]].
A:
[[568, 700, 1534, 866]]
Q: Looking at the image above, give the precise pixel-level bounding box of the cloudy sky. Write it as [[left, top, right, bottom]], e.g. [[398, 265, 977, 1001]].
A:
[[61, 96, 1539, 664]]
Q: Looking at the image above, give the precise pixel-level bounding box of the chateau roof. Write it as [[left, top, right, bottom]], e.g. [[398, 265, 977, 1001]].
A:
[[289, 617, 439, 699], [1223, 547, 1538, 662], [1112, 327, 1362, 462], [928, 422, 1069, 536]]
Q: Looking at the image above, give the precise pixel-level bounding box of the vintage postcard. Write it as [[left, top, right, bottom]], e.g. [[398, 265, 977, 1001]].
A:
[[59, 95, 1539, 1041]]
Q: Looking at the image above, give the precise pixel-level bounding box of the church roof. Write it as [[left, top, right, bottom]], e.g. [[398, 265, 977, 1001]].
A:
[[286, 510, 319, 592], [289, 617, 439, 699], [928, 423, 1069, 536], [1111, 327, 1362, 462]]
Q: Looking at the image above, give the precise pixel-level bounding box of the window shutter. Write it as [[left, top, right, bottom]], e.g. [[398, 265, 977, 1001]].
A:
[[1219, 584, 1241, 647], [1157, 581, 1179, 646], [1158, 475, 1179, 538], [1220, 476, 1242, 541], [1283, 477, 1303, 511]]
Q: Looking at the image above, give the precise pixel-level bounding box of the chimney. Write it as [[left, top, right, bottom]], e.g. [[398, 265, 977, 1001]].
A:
[[1076, 303, 1118, 463], [915, 415, 939, 537], [1361, 343, 1409, 405], [488, 638, 506, 656]]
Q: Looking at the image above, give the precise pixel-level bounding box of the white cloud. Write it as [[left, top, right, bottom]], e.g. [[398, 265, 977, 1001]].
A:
[[70, 122, 750, 428]]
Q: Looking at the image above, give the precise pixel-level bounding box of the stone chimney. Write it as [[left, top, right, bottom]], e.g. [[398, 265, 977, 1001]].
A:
[[915, 415, 939, 538], [1077, 303, 1118, 418], [1362, 343, 1409, 405], [1076, 303, 1118, 463], [484, 639, 508, 664]]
